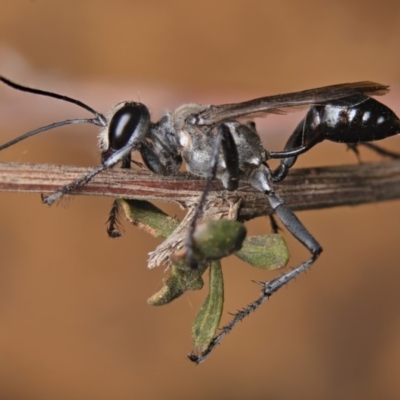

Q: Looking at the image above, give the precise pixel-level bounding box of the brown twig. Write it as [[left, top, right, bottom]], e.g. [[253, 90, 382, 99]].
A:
[[0, 160, 399, 221], [1, 159, 399, 363]]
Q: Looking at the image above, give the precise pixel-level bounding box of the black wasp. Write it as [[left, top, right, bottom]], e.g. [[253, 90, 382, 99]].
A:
[[0, 77, 399, 359]]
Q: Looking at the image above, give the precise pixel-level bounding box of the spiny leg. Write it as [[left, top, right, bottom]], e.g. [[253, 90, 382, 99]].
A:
[[41, 164, 107, 205], [188, 254, 318, 363], [107, 199, 124, 238], [42, 147, 133, 205], [189, 189, 322, 363], [42, 148, 135, 206], [106, 155, 131, 238]]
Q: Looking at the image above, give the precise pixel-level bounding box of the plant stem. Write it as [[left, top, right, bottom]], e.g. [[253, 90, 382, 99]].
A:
[[0, 160, 399, 221]]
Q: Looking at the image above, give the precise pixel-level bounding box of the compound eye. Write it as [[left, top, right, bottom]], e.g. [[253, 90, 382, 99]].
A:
[[108, 102, 148, 150]]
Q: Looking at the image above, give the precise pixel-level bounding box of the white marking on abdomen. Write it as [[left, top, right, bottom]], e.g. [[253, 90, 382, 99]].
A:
[[324, 106, 342, 127], [362, 111, 370, 122], [348, 109, 357, 122]]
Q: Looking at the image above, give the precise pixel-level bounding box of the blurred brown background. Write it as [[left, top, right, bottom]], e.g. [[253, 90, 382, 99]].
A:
[[0, 1, 399, 399]]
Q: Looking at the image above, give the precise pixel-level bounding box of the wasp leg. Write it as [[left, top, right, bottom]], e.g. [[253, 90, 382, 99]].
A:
[[185, 124, 240, 268], [104, 155, 131, 238], [270, 116, 320, 182], [358, 142, 400, 159], [106, 199, 124, 238], [269, 214, 281, 233], [190, 184, 322, 363]]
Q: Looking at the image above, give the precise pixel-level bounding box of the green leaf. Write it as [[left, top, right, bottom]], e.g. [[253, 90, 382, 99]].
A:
[[119, 199, 179, 238], [147, 264, 206, 306], [235, 234, 289, 269], [192, 261, 224, 354]]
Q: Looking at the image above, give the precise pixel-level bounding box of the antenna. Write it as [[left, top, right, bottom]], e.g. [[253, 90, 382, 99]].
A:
[[0, 76, 108, 151]]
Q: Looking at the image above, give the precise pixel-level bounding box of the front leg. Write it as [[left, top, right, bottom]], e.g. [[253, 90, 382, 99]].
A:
[[185, 124, 241, 267]]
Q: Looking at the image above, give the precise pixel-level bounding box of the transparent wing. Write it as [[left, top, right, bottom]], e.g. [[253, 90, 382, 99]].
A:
[[193, 81, 390, 125]]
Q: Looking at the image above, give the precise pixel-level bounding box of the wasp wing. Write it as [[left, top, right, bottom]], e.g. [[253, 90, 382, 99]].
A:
[[193, 82, 389, 126]]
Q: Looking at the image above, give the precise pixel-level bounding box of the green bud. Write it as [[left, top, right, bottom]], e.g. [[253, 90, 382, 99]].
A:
[[192, 220, 247, 262]]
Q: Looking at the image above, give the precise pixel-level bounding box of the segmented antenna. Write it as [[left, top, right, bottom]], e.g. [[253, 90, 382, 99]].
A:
[[0, 76, 108, 151]]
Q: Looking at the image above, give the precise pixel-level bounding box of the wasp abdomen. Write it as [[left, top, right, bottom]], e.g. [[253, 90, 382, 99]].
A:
[[305, 97, 400, 144]]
